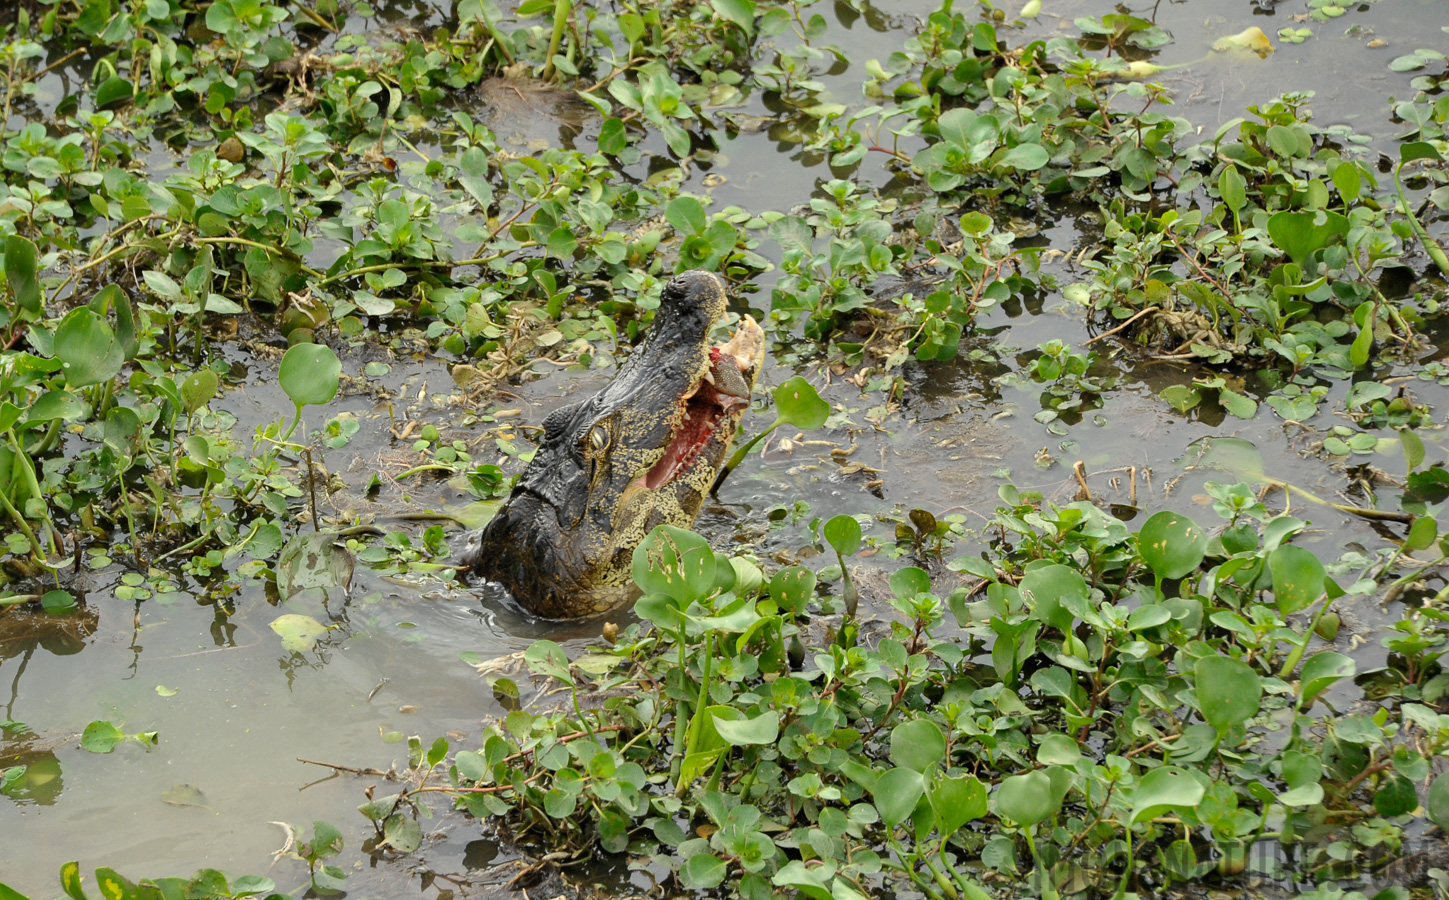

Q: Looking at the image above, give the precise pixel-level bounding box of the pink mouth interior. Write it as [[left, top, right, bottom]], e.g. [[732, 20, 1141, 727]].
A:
[[641, 371, 749, 490]]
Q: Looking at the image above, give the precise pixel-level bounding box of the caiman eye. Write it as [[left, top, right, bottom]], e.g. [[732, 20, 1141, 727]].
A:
[[588, 425, 609, 452]]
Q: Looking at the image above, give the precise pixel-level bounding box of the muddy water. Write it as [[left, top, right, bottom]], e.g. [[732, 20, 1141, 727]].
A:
[[3, 0, 1446, 894]]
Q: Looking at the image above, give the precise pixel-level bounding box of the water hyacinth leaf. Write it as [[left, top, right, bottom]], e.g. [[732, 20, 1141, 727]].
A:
[[1405, 515, 1438, 552], [523, 640, 573, 685], [1038, 733, 1082, 766], [54, 308, 124, 388], [1195, 654, 1261, 734], [773, 377, 829, 429], [633, 525, 715, 604], [889, 719, 946, 772], [871, 767, 924, 828], [2, 235, 41, 314], [712, 710, 779, 746], [930, 774, 987, 837], [1138, 511, 1207, 580], [1129, 766, 1205, 825], [680, 854, 728, 890], [1219, 166, 1246, 212], [81, 720, 125, 753], [995, 770, 1057, 826], [1402, 429, 1425, 472], [1269, 544, 1326, 614], [381, 814, 422, 853], [1299, 651, 1355, 706], [0, 882, 31, 900], [180, 369, 220, 414], [269, 613, 329, 653], [823, 514, 862, 556], [1373, 773, 1418, 817], [1266, 210, 1349, 268], [997, 143, 1049, 171], [1402, 141, 1446, 165], [278, 342, 341, 409], [1428, 772, 1449, 830], [1021, 563, 1088, 631], [769, 566, 816, 615], [710, 0, 755, 35], [889, 566, 930, 599]]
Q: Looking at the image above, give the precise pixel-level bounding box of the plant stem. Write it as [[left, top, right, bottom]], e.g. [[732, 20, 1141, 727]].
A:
[[713, 418, 782, 492], [541, 0, 571, 82]]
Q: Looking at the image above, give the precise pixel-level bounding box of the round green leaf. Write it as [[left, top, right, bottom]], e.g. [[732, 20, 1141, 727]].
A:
[[1268, 544, 1326, 614], [632, 525, 716, 605], [278, 342, 341, 409], [871, 766, 924, 828], [1427, 772, 1449, 830], [889, 719, 946, 773], [930, 774, 987, 838], [1373, 773, 1418, 817], [823, 514, 862, 557], [54, 308, 124, 389], [995, 770, 1058, 827], [1037, 733, 1081, 766], [1129, 766, 1205, 825], [1195, 654, 1261, 734], [1138, 511, 1206, 580], [679, 853, 728, 890], [769, 566, 816, 615], [81, 720, 124, 753], [1021, 563, 1088, 631], [889, 566, 931, 599], [772, 377, 829, 429], [180, 369, 220, 414]]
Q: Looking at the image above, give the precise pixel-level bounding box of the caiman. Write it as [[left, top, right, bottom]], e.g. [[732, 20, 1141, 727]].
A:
[[460, 270, 765, 618]]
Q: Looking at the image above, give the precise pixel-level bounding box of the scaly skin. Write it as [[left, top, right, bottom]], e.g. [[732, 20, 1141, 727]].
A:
[[460, 271, 765, 618]]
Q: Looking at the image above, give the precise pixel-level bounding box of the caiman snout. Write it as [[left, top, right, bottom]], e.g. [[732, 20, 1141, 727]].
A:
[[460, 271, 764, 618]]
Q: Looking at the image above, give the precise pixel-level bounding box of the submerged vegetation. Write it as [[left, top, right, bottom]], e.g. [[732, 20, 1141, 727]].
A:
[[2, 0, 1449, 896]]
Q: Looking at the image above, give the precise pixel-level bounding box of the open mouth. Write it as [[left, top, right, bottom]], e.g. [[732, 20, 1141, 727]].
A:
[[640, 316, 764, 491]]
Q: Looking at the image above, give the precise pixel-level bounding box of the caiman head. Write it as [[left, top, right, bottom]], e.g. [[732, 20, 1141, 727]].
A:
[[460, 271, 765, 618]]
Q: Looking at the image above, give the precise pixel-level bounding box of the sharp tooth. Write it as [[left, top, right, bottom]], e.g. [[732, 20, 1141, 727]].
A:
[[702, 368, 716, 386]]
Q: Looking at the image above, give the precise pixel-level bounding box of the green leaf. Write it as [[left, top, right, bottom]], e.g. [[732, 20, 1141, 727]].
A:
[[1268, 544, 1326, 614], [1428, 772, 1449, 830], [679, 854, 728, 889], [94, 76, 133, 109], [871, 766, 924, 828], [1402, 429, 1425, 472], [889, 719, 946, 772], [1350, 318, 1373, 368], [279, 343, 341, 410], [1137, 511, 1206, 580], [2, 235, 41, 314], [632, 525, 716, 605], [1299, 651, 1355, 706], [1160, 384, 1201, 413], [269, 613, 329, 653], [180, 370, 219, 414], [53, 308, 123, 389], [995, 770, 1057, 826], [1129, 766, 1205, 825], [381, 813, 422, 852], [81, 720, 124, 753], [1218, 166, 1246, 212], [823, 514, 862, 556], [0, 879, 35, 900], [1401, 141, 1446, 165], [711, 710, 779, 746], [769, 566, 816, 615], [1021, 563, 1088, 631], [1218, 388, 1257, 419], [997, 143, 1049, 171], [710, 0, 755, 35], [1373, 773, 1418, 817], [1266, 209, 1350, 268], [888, 566, 930, 598], [598, 117, 627, 155], [773, 377, 829, 429], [1195, 654, 1261, 734], [665, 196, 706, 236], [930, 774, 987, 838], [60, 862, 87, 900]]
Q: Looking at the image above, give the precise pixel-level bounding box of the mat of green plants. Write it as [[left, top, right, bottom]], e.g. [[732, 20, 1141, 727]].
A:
[[2, 0, 1449, 897]]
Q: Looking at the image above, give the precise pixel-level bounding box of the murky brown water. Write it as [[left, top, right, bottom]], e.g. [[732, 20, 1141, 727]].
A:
[[4, 0, 1446, 894]]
